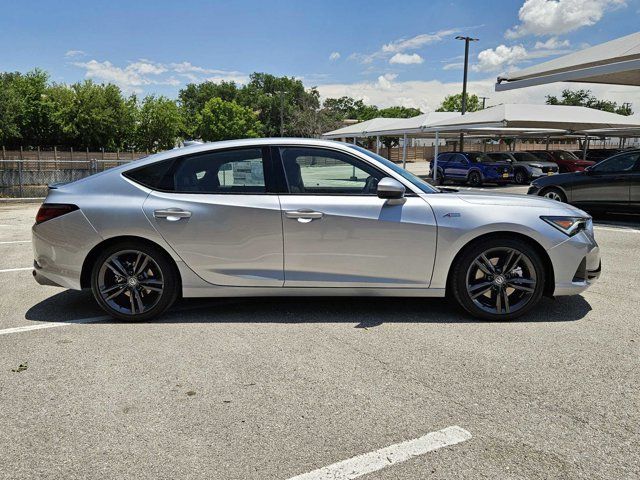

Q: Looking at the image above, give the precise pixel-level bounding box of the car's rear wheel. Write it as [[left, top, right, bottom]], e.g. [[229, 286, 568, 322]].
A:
[[541, 187, 566, 202], [468, 171, 482, 187], [90, 242, 179, 321], [450, 237, 545, 321], [514, 169, 528, 185]]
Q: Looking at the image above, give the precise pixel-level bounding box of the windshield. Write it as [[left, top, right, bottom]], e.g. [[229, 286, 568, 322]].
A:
[[556, 150, 578, 160], [466, 152, 497, 163], [513, 152, 543, 162], [348, 145, 438, 193]]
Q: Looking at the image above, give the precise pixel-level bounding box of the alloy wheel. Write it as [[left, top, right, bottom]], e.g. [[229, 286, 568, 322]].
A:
[[543, 190, 563, 201], [97, 250, 164, 315], [465, 247, 537, 315]]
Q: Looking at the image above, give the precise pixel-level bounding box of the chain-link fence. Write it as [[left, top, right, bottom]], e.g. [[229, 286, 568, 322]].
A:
[[0, 159, 134, 198]]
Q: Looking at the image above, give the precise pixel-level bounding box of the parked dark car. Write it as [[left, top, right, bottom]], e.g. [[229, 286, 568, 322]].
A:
[[527, 150, 640, 213], [431, 152, 513, 186], [571, 149, 621, 162], [527, 150, 594, 173], [486, 151, 559, 184]]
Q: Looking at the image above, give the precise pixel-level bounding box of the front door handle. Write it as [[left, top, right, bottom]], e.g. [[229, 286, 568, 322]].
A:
[[284, 209, 323, 222], [154, 208, 192, 221]]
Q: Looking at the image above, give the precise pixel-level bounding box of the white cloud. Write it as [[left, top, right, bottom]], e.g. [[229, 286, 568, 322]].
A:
[[329, 51, 341, 61], [506, 0, 626, 38], [350, 28, 461, 64], [381, 29, 459, 54], [72, 58, 247, 93], [534, 37, 570, 49], [474, 45, 529, 72], [473, 40, 573, 73], [315, 76, 640, 113], [389, 53, 424, 65], [64, 50, 86, 58], [376, 73, 398, 90], [442, 62, 464, 70]]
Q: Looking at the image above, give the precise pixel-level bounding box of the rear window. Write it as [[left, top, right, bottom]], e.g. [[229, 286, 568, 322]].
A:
[[123, 159, 175, 190]]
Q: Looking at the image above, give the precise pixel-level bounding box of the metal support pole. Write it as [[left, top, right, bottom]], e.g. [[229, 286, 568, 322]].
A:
[[545, 136, 550, 151], [17, 152, 23, 198], [376, 136, 380, 154], [402, 134, 408, 169], [582, 135, 588, 161], [433, 131, 440, 182]]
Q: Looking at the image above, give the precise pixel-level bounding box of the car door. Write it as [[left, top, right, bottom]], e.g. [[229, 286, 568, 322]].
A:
[[142, 146, 285, 287], [447, 154, 469, 179], [275, 146, 437, 288], [571, 152, 639, 210], [627, 155, 640, 213]]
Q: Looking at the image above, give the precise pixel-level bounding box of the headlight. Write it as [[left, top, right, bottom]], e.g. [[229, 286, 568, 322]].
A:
[[541, 216, 590, 236]]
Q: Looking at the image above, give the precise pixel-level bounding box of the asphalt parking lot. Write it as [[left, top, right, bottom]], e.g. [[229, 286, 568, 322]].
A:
[[1, 201, 639, 480]]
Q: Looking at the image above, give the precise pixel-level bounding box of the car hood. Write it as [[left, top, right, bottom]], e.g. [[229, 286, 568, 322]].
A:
[[454, 191, 584, 213], [532, 171, 584, 187], [525, 161, 557, 168]]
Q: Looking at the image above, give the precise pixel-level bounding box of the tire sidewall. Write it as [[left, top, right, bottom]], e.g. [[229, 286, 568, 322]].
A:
[[90, 241, 179, 321], [450, 237, 546, 321], [468, 171, 482, 187]]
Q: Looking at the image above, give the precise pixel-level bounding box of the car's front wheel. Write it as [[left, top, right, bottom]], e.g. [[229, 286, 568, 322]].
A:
[[541, 187, 566, 202], [90, 242, 179, 321], [450, 237, 545, 321]]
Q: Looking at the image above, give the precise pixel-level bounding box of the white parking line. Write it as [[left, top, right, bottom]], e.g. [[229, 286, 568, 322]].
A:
[[286, 426, 471, 480], [594, 226, 640, 234], [0, 240, 30, 244], [0, 315, 110, 336], [0, 267, 32, 273]]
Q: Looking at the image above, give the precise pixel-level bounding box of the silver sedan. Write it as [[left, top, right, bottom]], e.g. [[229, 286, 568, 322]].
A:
[[32, 138, 601, 321]]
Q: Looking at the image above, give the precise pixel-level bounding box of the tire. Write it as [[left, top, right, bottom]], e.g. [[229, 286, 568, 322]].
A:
[[435, 169, 445, 185], [90, 241, 179, 321], [467, 171, 482, 187], [541, 187, 566, 203], [514, 169, 529, 185], [449, 236, 546, 321]]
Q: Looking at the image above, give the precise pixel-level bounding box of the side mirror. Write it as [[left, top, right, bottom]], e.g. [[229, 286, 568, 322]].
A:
[[377, 177, 406, 205]]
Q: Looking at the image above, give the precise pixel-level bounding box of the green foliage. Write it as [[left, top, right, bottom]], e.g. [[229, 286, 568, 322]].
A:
[[196, 97, 262, 142], [178, 80, 240, 137], [546, 89, 633, 115], [436, 93, 480, 112], [136, 95, 183, 152]]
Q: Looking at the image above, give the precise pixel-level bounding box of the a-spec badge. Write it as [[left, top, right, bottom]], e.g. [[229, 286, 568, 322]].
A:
[[443, 212, 461, 218]]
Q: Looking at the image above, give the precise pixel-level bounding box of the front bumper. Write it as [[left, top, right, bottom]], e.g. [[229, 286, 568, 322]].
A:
[[547, 229, 600, 296]]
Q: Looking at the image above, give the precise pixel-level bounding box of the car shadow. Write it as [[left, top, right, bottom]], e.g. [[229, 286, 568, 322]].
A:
[[25, 290, 592, 327]]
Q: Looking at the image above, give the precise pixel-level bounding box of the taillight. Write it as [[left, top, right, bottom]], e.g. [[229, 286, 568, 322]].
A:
[[35, 204, 79, 224]]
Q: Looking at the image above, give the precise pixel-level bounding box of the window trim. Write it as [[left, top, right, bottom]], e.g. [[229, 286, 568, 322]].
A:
[[123, 146, 280, 195], [272, 145, 418, 197]]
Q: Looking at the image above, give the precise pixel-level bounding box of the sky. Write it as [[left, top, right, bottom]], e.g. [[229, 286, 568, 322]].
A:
[[1, 0, 639, 112]]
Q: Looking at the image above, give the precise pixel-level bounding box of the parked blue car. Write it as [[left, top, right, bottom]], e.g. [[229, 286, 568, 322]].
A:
[[431, 151, 513, 187]]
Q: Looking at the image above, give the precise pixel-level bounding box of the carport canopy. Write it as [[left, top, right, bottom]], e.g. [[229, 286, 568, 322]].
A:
[[322, 117, 403, 139], [495, 31, 640, 91], [423, 104, 640, 133]]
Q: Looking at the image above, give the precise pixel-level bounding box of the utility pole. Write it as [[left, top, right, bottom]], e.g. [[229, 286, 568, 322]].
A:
[[479, 96, 489, 109], [455, 35, 479, 152]]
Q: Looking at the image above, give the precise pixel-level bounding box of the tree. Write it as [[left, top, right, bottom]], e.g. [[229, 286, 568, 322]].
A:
[[0, 73, 23, 145], [291, 90, 343, 137], [546, 89, 633, 115], [323, 96, 379, 121], [378, 106, 421, 118], [135, 95, 183, 152], [196, 98, 262, 141], [178, 80, 239, 136], [436, 93, 480, 112]]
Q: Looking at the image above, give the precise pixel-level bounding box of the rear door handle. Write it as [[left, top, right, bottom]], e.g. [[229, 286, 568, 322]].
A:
[[284, 209, 323, 222], [154, 208, 192, 221]]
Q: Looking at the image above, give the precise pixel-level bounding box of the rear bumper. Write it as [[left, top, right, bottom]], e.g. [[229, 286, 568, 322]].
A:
[[32, 261, 64, 287]]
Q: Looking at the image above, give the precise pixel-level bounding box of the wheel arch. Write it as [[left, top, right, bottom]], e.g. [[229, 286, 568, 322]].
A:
[[445, 231, 555, 297], [80, 235, 182, 290], [466, 168, 484, 180]]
